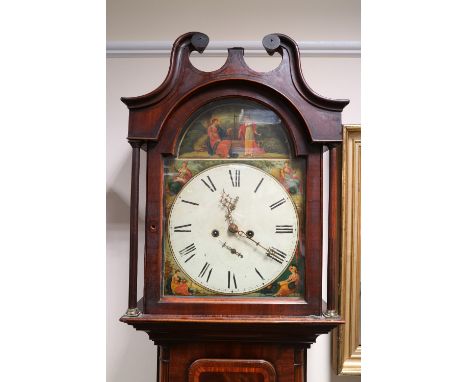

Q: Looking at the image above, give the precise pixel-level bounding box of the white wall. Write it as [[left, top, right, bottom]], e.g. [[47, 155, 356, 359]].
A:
[[107, 1, 360, 381], [107, 0, 360, 41]]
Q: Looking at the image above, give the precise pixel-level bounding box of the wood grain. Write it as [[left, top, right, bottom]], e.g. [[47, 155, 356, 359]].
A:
[[189, 359, 276, 382], [327, 144, 342, 314], [127, 140, 143, 311]]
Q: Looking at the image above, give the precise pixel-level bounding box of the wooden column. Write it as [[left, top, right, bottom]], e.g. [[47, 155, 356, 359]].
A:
[[326, 144, 342, 316], [126, 140, 143, 316], [294, 347, 306, 382], [158, 345, 170, 382]]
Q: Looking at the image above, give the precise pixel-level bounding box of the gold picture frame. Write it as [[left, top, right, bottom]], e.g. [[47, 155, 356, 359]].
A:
[[333, 125, 361, 375]]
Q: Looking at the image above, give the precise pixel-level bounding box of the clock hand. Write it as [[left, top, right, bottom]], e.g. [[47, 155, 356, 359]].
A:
[[236, 231, 285, 264], [236, 229, 270, 254], [228, 225, 273, 257], [219, 190, 239, 227], [219, 240, 243, 258], [220, 192, 278, 260]]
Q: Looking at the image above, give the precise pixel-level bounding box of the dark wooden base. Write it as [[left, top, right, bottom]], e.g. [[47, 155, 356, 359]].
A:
[[158, 342, 306, 382]]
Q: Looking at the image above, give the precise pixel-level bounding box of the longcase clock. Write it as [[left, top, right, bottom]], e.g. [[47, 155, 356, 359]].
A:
[[120, 32, 348, 382]]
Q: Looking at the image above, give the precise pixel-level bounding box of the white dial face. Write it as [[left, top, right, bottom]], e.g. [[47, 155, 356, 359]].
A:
[[168, 163, 299, 295]]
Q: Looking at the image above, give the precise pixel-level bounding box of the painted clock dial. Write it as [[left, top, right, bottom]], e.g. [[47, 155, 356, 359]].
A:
[[168, 163, 299, 294]]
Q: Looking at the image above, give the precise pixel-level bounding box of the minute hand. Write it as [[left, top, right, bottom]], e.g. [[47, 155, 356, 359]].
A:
[[237, 230, 270, 254]]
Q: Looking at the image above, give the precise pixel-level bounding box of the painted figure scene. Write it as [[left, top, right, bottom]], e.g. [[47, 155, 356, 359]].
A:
[[163, 158, 306, 298], [178, 99, 291, 159]]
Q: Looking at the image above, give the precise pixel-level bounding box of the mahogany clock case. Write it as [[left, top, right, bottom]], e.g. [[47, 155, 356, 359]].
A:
[[120, 31, 347, 325]]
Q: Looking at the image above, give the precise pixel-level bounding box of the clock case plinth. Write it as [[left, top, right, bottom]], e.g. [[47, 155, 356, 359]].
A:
[[120, 32, 348, 381]]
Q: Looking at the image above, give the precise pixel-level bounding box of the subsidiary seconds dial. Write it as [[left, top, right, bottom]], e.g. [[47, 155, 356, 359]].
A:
[[168, 163, 299, 294]]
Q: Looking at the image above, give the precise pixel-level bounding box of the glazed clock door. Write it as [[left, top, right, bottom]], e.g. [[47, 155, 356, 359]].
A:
[[162, 98, 307, 299]]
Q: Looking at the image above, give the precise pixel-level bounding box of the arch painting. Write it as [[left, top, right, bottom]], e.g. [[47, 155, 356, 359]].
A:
[[178, 98, 292, 159]]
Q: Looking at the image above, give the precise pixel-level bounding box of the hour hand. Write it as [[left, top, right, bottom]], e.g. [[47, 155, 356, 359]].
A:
[[220, 191, 240, 230], [220, 190, 239, 213]]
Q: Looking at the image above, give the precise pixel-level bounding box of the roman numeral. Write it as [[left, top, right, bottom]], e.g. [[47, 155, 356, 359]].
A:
[[227, 271, 237, 289], [255, 268, 265, 280], [181, 199, 199, 206], [179, 243, 196, 256], [275, 225, 294, 233], [254, 177, 264, 193], [269, 198, 286, 210], [229, 169, 240, 187], [173, 224, 191, 232], [206, 268, 213, 282], [198, 262, 213, 282], [267, 247, 287, 264], [184, 253, 196, 263], [201, 176, 216, 192]]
